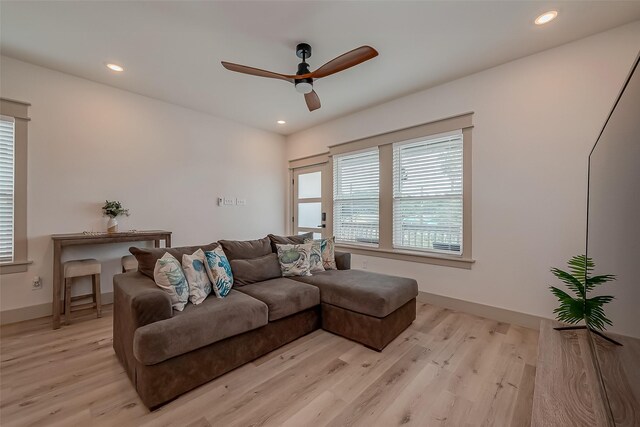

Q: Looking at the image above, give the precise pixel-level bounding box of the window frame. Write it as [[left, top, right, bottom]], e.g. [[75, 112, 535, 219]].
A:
[[0, 98, 30, 275], [326, 112, 474, 269]]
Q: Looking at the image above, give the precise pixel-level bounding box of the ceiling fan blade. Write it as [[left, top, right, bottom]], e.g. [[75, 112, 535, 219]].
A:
[[310, 46, 378, 79], [305, 90, 321, 112], [221, 61, 295, 83]]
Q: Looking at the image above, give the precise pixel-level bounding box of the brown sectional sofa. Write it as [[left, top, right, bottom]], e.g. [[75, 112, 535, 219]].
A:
[[114, 234, 418, 408]]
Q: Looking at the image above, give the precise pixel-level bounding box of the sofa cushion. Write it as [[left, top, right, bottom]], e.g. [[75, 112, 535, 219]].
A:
[[219, 236, 271, 261], [291, 269, 418, 318], [130, 242, 219, 279], [231, 253, 282, 286], [334, 251, 351, 270], [133, 290, 268, 365], [234, 277, 320, 321], [268, 232, 313, 253]]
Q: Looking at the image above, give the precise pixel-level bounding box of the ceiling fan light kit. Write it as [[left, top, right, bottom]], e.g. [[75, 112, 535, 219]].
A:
[[221, 42, 378, 112]]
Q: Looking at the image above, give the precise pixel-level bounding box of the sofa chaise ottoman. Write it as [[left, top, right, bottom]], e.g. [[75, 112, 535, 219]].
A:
[[113, 234, 418, 408], [292, 269, 417, 350]]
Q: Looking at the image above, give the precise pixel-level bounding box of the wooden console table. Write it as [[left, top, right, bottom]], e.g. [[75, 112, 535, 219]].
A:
[[51, 230, 171, 329]]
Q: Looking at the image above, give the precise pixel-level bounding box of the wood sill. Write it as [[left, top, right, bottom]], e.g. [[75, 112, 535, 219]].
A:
[[335, 244, 474, 269], [0, 260, 32, 275]]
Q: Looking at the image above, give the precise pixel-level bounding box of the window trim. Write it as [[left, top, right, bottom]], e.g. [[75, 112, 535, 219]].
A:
[[0, 98, 30, 275], [327, 113, 474, 269]]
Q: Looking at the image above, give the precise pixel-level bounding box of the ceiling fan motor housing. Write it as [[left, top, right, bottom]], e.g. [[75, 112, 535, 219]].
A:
[[295, 60, 313, 94]]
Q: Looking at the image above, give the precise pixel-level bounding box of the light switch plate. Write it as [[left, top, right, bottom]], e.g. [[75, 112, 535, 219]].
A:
[[224, 197, 235, 205], [236, 198, 246, 206]]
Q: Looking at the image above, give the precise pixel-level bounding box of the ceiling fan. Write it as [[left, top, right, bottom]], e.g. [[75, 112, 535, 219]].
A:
[[221, 43, 378, 112]]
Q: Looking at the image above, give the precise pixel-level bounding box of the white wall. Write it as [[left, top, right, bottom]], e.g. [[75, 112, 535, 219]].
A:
[[0, 56, 287, 315], [286, 22, 640, 337]]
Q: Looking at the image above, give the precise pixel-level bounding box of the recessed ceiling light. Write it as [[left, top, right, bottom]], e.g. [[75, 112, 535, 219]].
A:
[[106, 63, 124, 72], [535, 10, 558, 25], [277, 120, 286, 125]]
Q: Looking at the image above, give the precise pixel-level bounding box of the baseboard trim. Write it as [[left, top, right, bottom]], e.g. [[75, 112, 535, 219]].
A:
[[2, 291, 545, 330], [417, 291, 546, 330], [0, 292, 114, 325]]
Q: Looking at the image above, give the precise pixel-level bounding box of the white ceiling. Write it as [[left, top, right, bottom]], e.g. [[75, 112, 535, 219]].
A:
[[2, 1, 640, 135]]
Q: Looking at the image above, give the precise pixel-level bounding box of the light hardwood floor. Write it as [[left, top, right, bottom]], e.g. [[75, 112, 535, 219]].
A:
[[0, 298, 538, 426]]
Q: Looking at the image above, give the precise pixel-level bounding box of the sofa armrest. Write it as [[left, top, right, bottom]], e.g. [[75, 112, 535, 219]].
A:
[[114, 272, 173, 328], [335, 251, 351, 270], [113, 271, 173, 381]]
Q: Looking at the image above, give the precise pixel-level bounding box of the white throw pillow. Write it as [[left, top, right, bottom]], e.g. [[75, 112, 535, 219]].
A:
[[276, 243, 313, 277], [154, 252, 189, 311], [204, 246, 233, 298], [182, 249, 212, 305]]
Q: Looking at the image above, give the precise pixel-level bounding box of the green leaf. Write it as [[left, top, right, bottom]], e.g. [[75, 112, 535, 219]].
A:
[[549, 286, 584, 325], [585, 274, 616, 292], [567, 255, 593, 285], [550, 267, 584, 297]]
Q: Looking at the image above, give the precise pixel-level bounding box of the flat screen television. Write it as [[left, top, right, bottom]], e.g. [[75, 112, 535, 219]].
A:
[[586, 53, 640, 339]]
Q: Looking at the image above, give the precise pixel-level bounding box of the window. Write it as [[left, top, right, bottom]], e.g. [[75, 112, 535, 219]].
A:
[[326, 112, 473, 269], [0, 116, 15, 263], [393, 132, 463, 255], [333, 149, 379, 246], [0, 98, 29, 274]]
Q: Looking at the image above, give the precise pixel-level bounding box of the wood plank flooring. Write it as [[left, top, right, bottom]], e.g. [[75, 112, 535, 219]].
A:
[[0, 299, 538, 426]]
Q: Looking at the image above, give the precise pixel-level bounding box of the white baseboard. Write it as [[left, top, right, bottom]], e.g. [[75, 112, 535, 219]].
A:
[[417, 291, 546, 330], [0, 292, 114, 325]]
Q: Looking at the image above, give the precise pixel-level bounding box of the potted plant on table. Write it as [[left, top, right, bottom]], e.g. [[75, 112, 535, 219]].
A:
[[102, 200, 130, 233]]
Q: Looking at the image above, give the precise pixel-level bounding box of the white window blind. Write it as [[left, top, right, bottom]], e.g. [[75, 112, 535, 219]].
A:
[[393, 132, 463, 255], [0, 116, 15, 263], [333, 148, 379, 246]]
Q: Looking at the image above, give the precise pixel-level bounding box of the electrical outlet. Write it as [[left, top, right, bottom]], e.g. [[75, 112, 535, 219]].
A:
[[32, 276, 42, 290], [224, 197, 235, 205], [362, 260, 368, 270], [236, 198, 246, 206]]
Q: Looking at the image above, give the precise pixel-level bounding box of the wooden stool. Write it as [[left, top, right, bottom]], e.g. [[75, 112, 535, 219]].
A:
[[121, 255, 138, 273], [62, 259, 102, 325]]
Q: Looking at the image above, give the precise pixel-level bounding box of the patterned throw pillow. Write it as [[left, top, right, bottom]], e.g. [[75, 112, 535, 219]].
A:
[[154, 252, 189, 311], [307, 240, 325, 273], [204, 247, 233, 298], [182, 249, 212, 305], [276, 243, 312, 277], [305, 236, 337, 270]]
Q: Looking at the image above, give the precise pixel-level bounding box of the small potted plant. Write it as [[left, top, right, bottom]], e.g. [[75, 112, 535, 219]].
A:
[[102, 200, 130, 233], [549, 254, 620, 345]]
